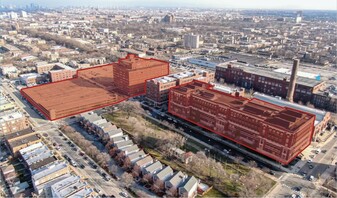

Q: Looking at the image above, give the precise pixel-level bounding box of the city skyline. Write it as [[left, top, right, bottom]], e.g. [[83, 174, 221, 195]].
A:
[[1, 0, 337, 10]]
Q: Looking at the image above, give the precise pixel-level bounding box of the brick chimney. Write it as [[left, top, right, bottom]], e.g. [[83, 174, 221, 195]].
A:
[[286, 59, 300, 102]]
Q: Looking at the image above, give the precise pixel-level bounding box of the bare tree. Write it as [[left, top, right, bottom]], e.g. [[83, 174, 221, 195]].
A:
[[118, 101, 144, 118], [120, 172, 134, 189], [109, 164, 118, 174], [234, 156, 244, 164], [248, 160, 257, 168]]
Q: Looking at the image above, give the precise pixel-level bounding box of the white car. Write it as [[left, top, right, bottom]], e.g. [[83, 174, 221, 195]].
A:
[[120, 191, 128, 197], [223, 149, 230, 154]]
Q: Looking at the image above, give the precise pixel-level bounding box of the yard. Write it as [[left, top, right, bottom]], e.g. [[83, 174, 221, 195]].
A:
[[103, 108, 276, 197]]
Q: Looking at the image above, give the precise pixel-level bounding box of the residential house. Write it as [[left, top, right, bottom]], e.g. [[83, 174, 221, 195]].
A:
[[123, 150, 146, 169], [110, 140, 134, 157], [171, 147, 193, 164], [142, 161, 163, 183], [152, 166, 174, 192], [96, 122, 116, 138], [117, 144, 139, 160], [132, 155, 154, 177], [165, 171, 187, 197], [104, 128, 124, 140], [111, 135, 130, 144], [178, 176, 198, 198]]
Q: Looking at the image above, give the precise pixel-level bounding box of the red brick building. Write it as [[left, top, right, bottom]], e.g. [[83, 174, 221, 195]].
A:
[[36, 62, 76, 82], [215, 64, 325, 106], [114, 54, 169, 96], [21, 54, 169, 120], [168, 80, 315, 165], [146, 70, 214, 107]]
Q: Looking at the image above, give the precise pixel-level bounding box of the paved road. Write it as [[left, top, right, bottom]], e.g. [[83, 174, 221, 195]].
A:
[[299, 136, 337, 179], [66, 121, 156, 197], [45, 127, 123, 197], [1, 82, 48, 127], [1, 81, 126, 197]]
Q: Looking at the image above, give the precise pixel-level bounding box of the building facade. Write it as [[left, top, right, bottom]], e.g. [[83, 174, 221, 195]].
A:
[[253, 92, 331, 142], [36, 62, 76, 82], [215, 64, 334, 112], [114, 54, 169, 96], [184, 34, 200, 49], [146, 70, 214, 107], [0, 111, 29, 135], [168, 80, 315, 165]]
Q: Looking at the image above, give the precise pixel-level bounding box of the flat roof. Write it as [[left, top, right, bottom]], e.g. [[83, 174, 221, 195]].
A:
[[5, 128, 34, 141], [0, 111, 25, 123], [30, 156, 57, 171], [32, 161, 68, 182], [218, 64, 322, 88], [253, 92, 329, 125], [9, 134, 40, 148], [21, 55, 169, 120], [21, 64, 127, 119], [173, 80, 315, 132]]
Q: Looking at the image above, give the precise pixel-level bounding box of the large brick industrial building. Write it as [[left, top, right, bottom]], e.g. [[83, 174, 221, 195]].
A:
[[168, 80, 315, 164], [114, 54, 169, 96], [146, 69, 214, 107], [21, 54, 169, 120], [215, 64, 336, 112]]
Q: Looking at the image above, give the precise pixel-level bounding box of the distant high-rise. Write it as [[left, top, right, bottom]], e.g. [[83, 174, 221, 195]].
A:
[[9, 12, 18, 20], [184, 34, 200, 49], [162, 13, 175, 23], [20, 11, 27, 18], [295, 11, 302, 23]]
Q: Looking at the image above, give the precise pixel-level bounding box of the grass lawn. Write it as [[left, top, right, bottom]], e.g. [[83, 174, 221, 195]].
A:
[[202, 188, 226, 198]]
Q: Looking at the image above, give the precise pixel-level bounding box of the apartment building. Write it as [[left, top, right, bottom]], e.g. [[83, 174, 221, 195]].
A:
[[32, 161, 69, 194], [50, 175, 95, 198], [7, 134, 41, 155], [169, 80, 315, 165], [36, 62, 76, 82], [146, 69, 214, 107], [184, 34, 200, 49], [0, 111, 29, 135]]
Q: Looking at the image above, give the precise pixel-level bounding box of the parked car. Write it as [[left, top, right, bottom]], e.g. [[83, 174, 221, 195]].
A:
[[269, 171, 275, 175], [94, 188, 101, 194], [120, 192, 128, 197]]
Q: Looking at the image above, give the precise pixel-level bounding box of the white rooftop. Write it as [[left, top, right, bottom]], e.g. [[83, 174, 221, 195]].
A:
[[253, 92, 328, 125], [19, 142, 44, 155], [32, 161, 68, 183], [273, 68, 320, 79], [0, 111, 24, 123]]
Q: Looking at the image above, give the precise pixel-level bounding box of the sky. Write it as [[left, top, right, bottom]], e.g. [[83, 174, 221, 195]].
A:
[[1, 0, 337, 10]]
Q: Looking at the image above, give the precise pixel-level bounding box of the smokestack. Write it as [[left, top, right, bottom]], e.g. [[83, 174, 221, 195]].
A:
[[286, 59, 300, 102]]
